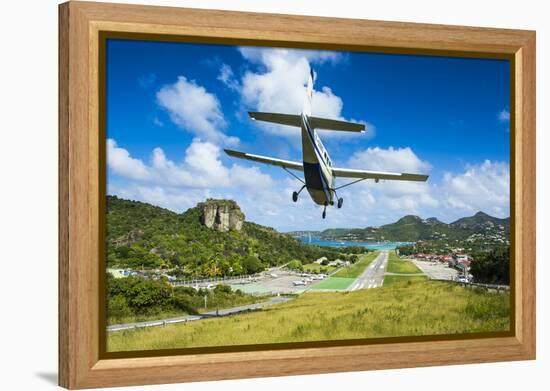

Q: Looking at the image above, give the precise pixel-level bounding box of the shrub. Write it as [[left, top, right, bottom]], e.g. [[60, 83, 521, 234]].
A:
[[287, 260, 303, 271], [107, 294, 133, 321]]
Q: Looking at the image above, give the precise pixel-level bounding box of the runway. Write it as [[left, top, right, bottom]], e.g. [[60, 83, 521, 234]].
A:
[[348, 250, 389, 291]]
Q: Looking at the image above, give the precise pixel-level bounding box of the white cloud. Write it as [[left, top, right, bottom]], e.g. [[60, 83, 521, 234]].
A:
[[229, 164, 274, 188], [109, 138, 509, 230], [348, 146, 431, 173], [239, 47, 342, 67], [498, 109, 510, 122], [107, 138, 276, 192], [108, 183, 213, 213], [234, 47, 370, 140], [217, 63, 239, 91], [107, 139, 151, 181], [156, 76, 238, 145], [440, 160, 509, 218], [336, 146, 437, 220], [341, 149, 509, 223]]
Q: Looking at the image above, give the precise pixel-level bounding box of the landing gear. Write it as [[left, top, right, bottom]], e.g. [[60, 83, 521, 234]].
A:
[[322, 202, 327, 219], [292, 185, 306, 202], [332, 188, 344, 209]]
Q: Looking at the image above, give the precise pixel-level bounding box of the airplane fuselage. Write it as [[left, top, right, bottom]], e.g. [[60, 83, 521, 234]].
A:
[[300, 114, 335, 206], [223, 68, 428, 219]]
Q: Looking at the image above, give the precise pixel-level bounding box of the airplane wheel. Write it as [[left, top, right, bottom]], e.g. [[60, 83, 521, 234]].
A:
[[292, 191, 298, 202], [337, 197, 343, 209], [322, 210, 326, 219]]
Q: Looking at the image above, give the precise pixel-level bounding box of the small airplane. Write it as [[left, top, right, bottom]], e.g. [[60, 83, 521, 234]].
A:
[[225, 69, 429, 219]]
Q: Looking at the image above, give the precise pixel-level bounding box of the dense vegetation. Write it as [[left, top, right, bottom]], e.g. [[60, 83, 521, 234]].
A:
[[108, 280, 510, 351], [469, 246, 510, 284], [107, 196, 354, 278], [106, 274, 265, 324]]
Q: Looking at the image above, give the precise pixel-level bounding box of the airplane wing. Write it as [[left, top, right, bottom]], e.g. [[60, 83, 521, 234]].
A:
[[224, 149, 303, 171], [332, 167, 429, 182]]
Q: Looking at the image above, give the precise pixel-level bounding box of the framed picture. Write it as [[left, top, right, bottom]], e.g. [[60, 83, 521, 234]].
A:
[[59, 1, 536, 389]]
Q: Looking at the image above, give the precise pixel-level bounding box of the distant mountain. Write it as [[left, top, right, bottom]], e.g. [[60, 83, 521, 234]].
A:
[[316, 211, 509, 243], [450, 211, 510, 230]]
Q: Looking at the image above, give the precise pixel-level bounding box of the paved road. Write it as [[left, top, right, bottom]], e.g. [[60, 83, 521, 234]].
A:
[[107, 296, 292, 332], [348, 250, 389, 291]]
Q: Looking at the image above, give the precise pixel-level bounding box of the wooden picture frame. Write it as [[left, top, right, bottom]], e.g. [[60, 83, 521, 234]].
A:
[[59, 1, 536, 388]]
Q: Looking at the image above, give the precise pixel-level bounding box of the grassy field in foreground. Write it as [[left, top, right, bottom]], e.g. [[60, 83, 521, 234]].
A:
[[384, 275, 429, 285], [386, 251, 423, 274], [332, 251, 380, 278], [108, 280, 510, 352]]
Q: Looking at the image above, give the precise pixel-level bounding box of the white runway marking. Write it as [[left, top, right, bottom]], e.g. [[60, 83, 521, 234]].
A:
[[346, 250, 389, 292]]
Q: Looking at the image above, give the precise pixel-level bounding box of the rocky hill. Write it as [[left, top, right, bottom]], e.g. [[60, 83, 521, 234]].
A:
[[106, 196, 347, 278], [198, 199, 244, 232]]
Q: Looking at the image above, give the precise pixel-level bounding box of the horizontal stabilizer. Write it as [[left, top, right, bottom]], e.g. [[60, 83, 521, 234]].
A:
[[224, 149, 303, 171], [309, 117, 365, 132], [248, 112, 365, 133], [332, 167, 428, 182], [248, 112, 301, 127]]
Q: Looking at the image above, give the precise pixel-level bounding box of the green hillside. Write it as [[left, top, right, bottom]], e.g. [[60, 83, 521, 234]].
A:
[[106, 196, 353, 278], [318, 212, 509, 243], [451, 211, 510, 231]]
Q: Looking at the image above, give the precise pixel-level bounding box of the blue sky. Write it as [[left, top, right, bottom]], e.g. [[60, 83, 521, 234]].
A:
[[106, 39, 510, 231]]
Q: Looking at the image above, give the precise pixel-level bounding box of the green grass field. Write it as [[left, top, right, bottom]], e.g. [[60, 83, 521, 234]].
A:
[[108, 280, 510, 352], [384, 275, 429, 285], [386, 251, 423, 274]]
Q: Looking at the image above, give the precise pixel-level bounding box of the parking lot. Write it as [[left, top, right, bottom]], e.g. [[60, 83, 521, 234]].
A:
[[230, 270, 325, 295], [409, 259, 459, 280]]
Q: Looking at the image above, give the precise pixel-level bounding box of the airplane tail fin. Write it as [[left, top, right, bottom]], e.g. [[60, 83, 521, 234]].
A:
[[303, 68, 315, 115], [248, 68, 364, 133]]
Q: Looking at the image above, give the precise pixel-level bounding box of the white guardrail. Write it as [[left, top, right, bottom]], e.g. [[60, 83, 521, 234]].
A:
[[171, 273, 263, 287], [435, 279, 510, 293]]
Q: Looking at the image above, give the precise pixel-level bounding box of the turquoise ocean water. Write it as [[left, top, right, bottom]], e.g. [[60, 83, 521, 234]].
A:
[[295, 236, 413, 250]]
